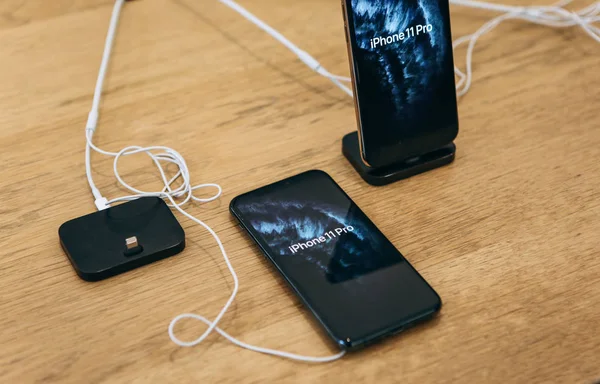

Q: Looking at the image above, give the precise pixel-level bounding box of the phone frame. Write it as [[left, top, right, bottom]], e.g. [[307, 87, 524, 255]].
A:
[[341, 0, 459, 168], [229, 170, 442, 351]]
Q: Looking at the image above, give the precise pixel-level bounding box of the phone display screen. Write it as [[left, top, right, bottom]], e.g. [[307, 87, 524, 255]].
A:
[[230, 171, 440, 348], [346, 0, 458, 165]]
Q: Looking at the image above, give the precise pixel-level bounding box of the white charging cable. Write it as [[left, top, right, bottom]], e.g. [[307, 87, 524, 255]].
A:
[[451, 0, 600, 96], [85, 0, 222, 212], [217, 0, 354, 97], [86, 0, 598, 362], [220, 0, 599, 98], [86, 0, 345, 363]]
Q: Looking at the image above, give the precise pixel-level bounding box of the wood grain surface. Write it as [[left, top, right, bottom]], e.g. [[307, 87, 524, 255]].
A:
[[1, 0, 599, 383]]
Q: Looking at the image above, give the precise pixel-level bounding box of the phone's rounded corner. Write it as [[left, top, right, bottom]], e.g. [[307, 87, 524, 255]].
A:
[[449, 121, 459, 142], [357, 141, 386, 169], [430, 292, 443, 315], [361, 152, 384, 169], [333, 335, 354, 352], [357, 143, 374, 169], [304, 169, 330, 179], [228, 195, 242, 218], [434, 295, 443, 313], [299, 169, 338, 185], [356, 134, 374, 169]]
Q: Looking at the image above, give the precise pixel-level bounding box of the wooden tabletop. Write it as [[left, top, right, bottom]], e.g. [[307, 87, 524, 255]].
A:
[[1, 0, 599, 383]]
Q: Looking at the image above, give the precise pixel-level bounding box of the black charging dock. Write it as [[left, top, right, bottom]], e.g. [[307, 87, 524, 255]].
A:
[[59, 197, 185, 282], [342, 131, 456, 186]]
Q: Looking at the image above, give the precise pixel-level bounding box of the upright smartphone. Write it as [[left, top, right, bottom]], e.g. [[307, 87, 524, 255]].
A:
[[230, 170, 441, 350], [342, 0, 459, 168]]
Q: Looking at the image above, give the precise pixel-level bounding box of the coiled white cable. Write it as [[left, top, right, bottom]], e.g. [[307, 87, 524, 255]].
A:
[[451, 0, 600, 96], [86, 0, 345, 363]]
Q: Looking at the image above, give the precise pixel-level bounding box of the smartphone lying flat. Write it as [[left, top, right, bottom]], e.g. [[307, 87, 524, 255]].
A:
[[230, 170, 441, 350]]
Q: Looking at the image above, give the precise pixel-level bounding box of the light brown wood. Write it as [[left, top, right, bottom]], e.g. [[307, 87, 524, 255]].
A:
[[1, 0, 599, 382]]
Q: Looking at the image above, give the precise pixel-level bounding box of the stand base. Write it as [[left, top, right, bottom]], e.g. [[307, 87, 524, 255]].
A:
[[59, 197, 185, 281], [342, 132, 456, 186]]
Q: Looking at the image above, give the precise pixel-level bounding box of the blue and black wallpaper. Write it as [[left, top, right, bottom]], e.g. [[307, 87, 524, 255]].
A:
[[349, 0, 456, 146], [233, 171, 402, 284]]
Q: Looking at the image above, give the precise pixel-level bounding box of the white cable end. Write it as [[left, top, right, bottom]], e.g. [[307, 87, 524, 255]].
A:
[[95, 197, 110, 211], [86, 110, 99, 132], [297, 50, 322, 72]]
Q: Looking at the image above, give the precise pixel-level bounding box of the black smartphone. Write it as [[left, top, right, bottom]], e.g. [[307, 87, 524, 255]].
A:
[[230, 170, 441, 350], [342, 0, 459, 168]]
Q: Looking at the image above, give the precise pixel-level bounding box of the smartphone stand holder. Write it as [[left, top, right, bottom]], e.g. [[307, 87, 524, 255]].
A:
[[342, 131, 456, 186]]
